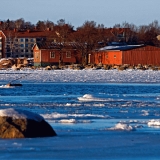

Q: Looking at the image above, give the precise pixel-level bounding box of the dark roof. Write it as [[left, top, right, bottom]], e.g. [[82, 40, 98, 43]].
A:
[[1, 30, 53, 38], [35, 42, 82, 50]]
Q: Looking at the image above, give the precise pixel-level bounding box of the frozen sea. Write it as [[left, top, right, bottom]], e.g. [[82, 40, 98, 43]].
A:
[[1, 69, 160, 159]]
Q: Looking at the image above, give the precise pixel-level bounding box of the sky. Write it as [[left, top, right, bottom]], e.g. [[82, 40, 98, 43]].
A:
[[0, 0, 160, 28]]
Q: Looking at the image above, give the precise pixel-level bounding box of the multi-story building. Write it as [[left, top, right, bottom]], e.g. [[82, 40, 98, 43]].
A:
[[0, 29, 52, 58]]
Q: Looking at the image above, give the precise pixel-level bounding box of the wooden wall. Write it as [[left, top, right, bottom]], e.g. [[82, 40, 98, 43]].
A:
[[94, 51, 122, 65], [122, 46, 160, 65]]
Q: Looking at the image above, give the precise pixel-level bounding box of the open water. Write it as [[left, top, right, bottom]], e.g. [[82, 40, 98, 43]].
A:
[[0, 82, 160, 159]]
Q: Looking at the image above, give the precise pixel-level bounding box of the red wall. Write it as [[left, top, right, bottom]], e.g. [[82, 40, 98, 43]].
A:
[[94, 45, 160, 66], [94, 51, 122, 65], [122, 46, 160, 65]]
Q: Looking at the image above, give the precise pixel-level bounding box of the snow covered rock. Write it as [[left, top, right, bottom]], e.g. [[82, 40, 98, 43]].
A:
[[0, 108, 57, 138]]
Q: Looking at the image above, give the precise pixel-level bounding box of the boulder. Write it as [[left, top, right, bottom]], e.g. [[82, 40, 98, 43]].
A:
[[0, 108, 56, 138], [45, 66, 52, 70]]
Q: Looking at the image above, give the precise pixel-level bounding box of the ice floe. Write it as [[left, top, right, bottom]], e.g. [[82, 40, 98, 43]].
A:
[[58, 119, 92, 124], [148, 119, 160, 127], [78, 94, 108, 101], [108, 123, 136, 131], [41, 112, 110, 120]]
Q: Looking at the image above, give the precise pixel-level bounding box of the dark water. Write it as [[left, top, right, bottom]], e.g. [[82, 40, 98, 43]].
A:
[[0, 83, 160, 159]]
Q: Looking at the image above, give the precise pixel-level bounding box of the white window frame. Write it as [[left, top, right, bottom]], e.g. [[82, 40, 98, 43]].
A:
[[66, 51, 71, 58], [50, 51, 55, 58]]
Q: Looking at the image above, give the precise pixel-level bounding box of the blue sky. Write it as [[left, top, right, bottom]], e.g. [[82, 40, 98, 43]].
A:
[[0, 0, 160, 28]]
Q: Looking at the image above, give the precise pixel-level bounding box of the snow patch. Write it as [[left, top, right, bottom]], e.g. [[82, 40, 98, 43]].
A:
[[148, 119, 160, 127], [108, 123, 136, 131], [78, 94, 106, 101], [0, 108, 44, 122], [41, 112, 110, 120], [58, 119, 92, 124], [141, 110, 149, 116], [1, 69, 160, 83], [59, 119, 77, 123]]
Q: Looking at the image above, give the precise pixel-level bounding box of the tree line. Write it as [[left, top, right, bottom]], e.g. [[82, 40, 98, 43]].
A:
[[1, 18, 160, 65]]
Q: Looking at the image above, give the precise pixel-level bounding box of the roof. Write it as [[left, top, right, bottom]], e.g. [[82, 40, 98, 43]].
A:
[[34, 42, 82, 50], [1, 30, 53, 38], [98, 44, 145, 51]]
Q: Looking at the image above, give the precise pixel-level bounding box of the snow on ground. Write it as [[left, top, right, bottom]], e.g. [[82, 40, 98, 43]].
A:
[[0, 68, 160, 83]]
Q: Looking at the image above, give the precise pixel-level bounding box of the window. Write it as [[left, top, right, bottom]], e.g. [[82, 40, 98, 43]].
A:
[[14, 39, 18, 42], [66, 51, 71, 58], [50, 51, 55, 58], [21, 49, 24, 52], [25, 44, 28, 48], [20, 39, 24, 42], [20, 44, 24, 47], [30, 39, 34, 42], [106, 53, 108, 59], [114, 54, 116, 58], [25, 49, 28, 52], [25, 39, 28, 42], [36, 38, 41, 41]]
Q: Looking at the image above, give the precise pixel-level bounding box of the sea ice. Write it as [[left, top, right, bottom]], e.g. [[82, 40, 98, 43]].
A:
[[1, 69, 160, 83], [108, 123, 136, 131], [148, 119, 160, 126]]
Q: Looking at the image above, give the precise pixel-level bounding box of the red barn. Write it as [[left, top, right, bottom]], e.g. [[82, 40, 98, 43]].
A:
[[93, 45, 160, 66], [33, 42, 81, 67]]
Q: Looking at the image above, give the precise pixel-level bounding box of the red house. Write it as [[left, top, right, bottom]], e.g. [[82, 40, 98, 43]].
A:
[[93, 45, 160, 66], [33, 42, 81, 67]]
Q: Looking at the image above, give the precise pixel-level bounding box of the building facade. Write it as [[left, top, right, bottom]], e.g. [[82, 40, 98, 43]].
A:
[[0, 30, 52, 58], [94, 45, 160, 66], [33, 42, 81, 67]]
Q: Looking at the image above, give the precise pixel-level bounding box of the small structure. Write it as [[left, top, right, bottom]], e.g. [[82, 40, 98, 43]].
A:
[[33, 42, 81, 67], [0, 29, 51, 58], [93, 45, 160, 66]]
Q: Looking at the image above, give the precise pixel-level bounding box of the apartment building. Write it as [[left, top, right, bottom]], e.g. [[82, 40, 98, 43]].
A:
[[0, 29, 51, 58]]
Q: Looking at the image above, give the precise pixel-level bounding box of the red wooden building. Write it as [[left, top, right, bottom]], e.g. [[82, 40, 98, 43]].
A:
[[33, 42, 81, 67], [93, 45, 160, 66]]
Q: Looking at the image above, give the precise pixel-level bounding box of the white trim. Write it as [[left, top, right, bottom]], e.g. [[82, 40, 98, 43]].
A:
[[0, 30, 6, 39], [88, 54, 91, 64], [40, 50, 41, 63], [50, 51, 55, 58], [66, 51, 71, 58]]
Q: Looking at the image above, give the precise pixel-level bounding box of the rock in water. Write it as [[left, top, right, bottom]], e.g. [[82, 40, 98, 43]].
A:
[[0, 108, 57, 138]]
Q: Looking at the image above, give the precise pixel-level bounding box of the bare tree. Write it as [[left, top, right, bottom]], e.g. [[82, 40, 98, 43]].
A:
[[72, 21, 100, 66]]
